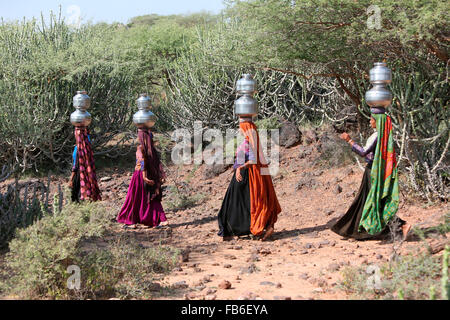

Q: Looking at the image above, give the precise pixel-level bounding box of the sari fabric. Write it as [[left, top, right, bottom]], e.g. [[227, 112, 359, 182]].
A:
[[239, 121, 281, 236], [359, 114, 399, 234], [74, 127, 101, 201], [137, 129, 165, 202]]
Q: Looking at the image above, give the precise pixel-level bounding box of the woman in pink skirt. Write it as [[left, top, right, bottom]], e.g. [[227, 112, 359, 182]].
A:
[[117, 128, 168, 228]]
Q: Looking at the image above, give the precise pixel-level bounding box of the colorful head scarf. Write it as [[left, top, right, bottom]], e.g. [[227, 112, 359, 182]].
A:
[[239, 121, 281, 236], [74, 127, 102, 201], [359, 113, 399, 234]]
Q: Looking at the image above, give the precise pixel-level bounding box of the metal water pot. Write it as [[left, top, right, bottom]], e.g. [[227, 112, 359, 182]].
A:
[[133, 93, 156, 128], [365, 84, 393, 108], [236, 74, 256, 95], [369, 62, 392, 84], [234, 94, 258, 117], [365, 62, 393, 108], [70, 90, 92, 127]]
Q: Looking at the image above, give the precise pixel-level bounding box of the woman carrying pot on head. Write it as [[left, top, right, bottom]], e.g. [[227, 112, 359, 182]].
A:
[[117, 128, 168, 229], [68, 128, 102, 202], [331, 110, 411, 240], [218, 118, 281, 241]]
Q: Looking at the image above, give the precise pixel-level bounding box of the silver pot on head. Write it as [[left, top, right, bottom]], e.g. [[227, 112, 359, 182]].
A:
[[365, 62, 393, 108], [234, 74, 258, 118], [70, 90, 92, 127], [133, 93, 156, 128], [234, 94, 258, 117], [236, 74, 256, 95]]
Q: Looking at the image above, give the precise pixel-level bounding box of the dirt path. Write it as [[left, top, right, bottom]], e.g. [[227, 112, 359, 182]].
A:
[[103, 144, 448, 300], [1, 142, 447, 300]]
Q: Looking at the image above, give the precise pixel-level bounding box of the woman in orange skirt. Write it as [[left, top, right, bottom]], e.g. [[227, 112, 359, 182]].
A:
[[218, 118, 281, 241]]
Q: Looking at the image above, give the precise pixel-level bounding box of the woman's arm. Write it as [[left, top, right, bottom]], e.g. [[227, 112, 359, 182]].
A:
[[340, 132, 376, 157], [142, 169, 155, 186]]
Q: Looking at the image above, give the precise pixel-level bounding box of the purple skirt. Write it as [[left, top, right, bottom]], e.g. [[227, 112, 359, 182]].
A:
[[116, 170, 167, 227]]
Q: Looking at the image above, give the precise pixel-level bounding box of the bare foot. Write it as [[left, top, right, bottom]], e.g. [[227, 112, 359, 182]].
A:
[[402, 223, 412, 240], [262, 226, 274, 241], [160, 221, 169, 226]]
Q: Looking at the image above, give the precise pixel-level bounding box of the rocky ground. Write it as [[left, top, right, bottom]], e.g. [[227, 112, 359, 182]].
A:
[[1, 132, 448, 300]]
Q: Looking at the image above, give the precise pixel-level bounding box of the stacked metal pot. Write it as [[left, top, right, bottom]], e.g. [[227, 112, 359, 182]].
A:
[[365, 62, 392, 109], [132, 93, 156, 128], [234, 74, 259, 119], [70, 90, 92, 127]]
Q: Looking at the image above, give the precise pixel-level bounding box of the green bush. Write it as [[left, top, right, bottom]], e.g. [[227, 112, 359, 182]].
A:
[[0, 179, 59, 249], [0, 201, 178, 299], [339, 251, 447, 300]]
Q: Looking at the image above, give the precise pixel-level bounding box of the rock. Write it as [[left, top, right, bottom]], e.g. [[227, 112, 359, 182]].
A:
[[240, 264, 258, 274], [302, 129, 317, 145], [276, 283, 282, 288], [298, 145, 314, 159], [238, 292, 258, 300], [300, 250, 309, 254], [218, 280, 232, 290], [295, 176, 318, 191], [279, 120, 302, 148], [334, 185, 343, 194], [260, 281, 275, 286], [233, 245, 243, 250], [299, 273, 309, 280], [203, 154, 232, 179], [148, 283, 162, 292], [202, 275, 212, 283], [376, 254, 383, 260], [194, 267, 202, 272], [173, 281, 189, 289], [223, 264, 232, 269], [195, 285, 206, 291], [304, 243, 314, 249], [312, 288, 324, 294], [259, 248, 272, 255], [273, 296, 291, 300], [327, 263, 340, 272], [235, 275, 241, 280], [205, 288, 217, 295], [173, 267, 183, 272], [325, 209, 335, 216], [184, 292, 197, 300], [100, 176, 112, 182], [205, 294, 217, 300], [212, 262, 220, 266], [319, 240, 330, 246]]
